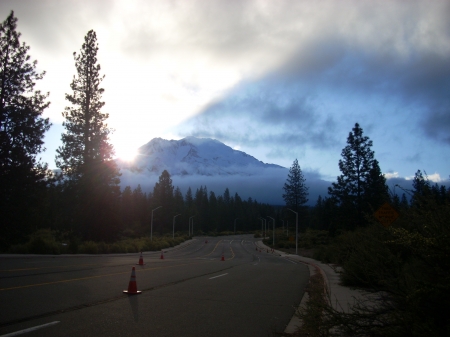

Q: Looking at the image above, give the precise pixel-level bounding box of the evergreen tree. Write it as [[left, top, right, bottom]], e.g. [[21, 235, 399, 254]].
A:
[[174, 186, 184, 212], [412, 170, 430, 205], [282, 159, 309, 213], [363, 159, 389, 209], [328, 123, 388, 229], [0, 11, 51, 247], [132, 184, 147, 232], [120, 186, 133, 232], [153, 170, 174, 234], [56, 30, 120, 240], [185, 187, 193, 208], [400, 193, 409, 210]]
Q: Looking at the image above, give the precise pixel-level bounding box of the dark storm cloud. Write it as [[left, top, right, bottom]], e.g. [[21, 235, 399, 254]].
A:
[[176, 78, 340, 152], [177, 22, 450, 151]]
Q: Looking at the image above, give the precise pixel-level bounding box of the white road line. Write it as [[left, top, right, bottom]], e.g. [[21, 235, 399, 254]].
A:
[[209, 273, 228, 280], [284, 258, 298, 264], [0, 321, 60, 337]]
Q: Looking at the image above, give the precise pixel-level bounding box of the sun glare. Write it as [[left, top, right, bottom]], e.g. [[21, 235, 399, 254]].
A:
[[115, 146, 138, 162]]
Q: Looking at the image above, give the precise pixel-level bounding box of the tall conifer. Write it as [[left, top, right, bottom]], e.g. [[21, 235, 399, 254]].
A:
[[0, 12, 51, 246], [328, 123, 388, 228], [56, 30, 120, 240], [282, 159, 309, 213]]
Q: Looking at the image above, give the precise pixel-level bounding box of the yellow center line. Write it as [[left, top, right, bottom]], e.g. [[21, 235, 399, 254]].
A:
[[229, 247, 235, 260], [201, 240, 223, 257], [0, 261, 210, 292], [0, 263, 104, 272]]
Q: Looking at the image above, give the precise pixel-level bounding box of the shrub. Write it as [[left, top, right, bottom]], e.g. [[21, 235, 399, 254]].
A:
[[320, 196, 450, 336], [79, 241, 99, 254], [23, 229, 61, 254]]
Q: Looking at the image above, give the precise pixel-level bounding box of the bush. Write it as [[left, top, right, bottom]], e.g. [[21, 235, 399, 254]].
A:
[[7, 229, 62, 255], [319, 196, 450, 336], [78, 241, 99, 254]]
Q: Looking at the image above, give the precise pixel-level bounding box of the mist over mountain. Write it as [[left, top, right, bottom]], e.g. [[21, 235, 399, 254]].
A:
[[118, 136, 330, 205]]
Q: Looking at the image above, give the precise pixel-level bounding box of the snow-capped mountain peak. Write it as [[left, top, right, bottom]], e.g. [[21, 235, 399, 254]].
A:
[[120, 136, 284, 177]]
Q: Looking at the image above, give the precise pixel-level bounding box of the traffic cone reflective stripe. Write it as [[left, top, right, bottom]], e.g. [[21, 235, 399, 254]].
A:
[[123, 267, 142, 295], [137, 252, 145, 265]]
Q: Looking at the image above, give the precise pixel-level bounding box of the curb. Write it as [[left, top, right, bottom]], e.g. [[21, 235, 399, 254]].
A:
[[255, 240, 331, 334]]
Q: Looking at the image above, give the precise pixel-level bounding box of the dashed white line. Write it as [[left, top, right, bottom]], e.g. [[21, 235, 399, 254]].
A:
[[284, 258, 298, 264], [209, 273, 228, 280], [0, 321, 60, 337]]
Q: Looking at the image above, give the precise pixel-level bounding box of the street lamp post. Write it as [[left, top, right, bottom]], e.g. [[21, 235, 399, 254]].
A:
[[264, 218, 267, 237], [260, 218, 266, 238], [189, 216, 195, 236], [173, 214, 181, 239], [267, 216, 275, 246], [151, 206, 162, 241], [234, 218, 238, 234], [258, 217, 264, 238], [287, 208, 298, 255]]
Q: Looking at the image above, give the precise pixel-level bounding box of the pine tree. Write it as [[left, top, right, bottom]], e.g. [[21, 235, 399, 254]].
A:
[[153, 170, 174, 234], [282, 159, 309, 213], [328, 123, 388, 229], [56, 30, 120, 240], [363, 159, 389, 209], [0, 11, 51, 247], [185, 187, 193, 208]]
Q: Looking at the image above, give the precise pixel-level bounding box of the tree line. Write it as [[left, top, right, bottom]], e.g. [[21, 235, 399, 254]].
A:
[[282, 122, 450, 235], [118, 172, 275, 238]]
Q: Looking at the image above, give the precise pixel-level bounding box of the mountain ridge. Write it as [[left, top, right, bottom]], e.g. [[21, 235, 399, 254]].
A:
[[118, 136, 285, 177]]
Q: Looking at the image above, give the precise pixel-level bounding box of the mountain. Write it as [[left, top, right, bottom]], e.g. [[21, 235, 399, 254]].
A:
[[119, 136, 285, 177], [118, 136, 329, 205]]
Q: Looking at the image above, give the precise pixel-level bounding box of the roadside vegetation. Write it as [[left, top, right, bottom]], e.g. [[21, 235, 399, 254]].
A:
[[274, 123, 450, 336], [7, 228, 191, 255], [269, 181, 450, 337]]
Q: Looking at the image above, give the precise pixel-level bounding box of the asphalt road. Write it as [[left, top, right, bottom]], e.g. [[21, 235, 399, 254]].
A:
[[0, 235, 309, 336]]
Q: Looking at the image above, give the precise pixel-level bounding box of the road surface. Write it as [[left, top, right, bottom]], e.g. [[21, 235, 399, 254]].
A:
[[0, 235, 308, 336]]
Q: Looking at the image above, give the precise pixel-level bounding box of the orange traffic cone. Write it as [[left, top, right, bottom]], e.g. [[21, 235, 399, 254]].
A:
[[137, 252, 145, 265], [123, 267, 142, 295], [266, 248, 269, 253], [160, 249, 164, 259], [221, 253, 225, 261]]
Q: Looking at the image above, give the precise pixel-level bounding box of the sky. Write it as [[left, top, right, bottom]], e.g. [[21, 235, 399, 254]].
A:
[[1, 0, 449, 190]]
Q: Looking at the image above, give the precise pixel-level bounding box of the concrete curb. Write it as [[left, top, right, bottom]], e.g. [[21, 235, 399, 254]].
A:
[[256, 240, 368, 334]]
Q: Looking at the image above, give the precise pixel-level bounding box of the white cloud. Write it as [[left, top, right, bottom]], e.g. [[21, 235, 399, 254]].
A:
[[384, 172, 399, 179], [405, 172, 446, 183], [427, 173, 445, 183]]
